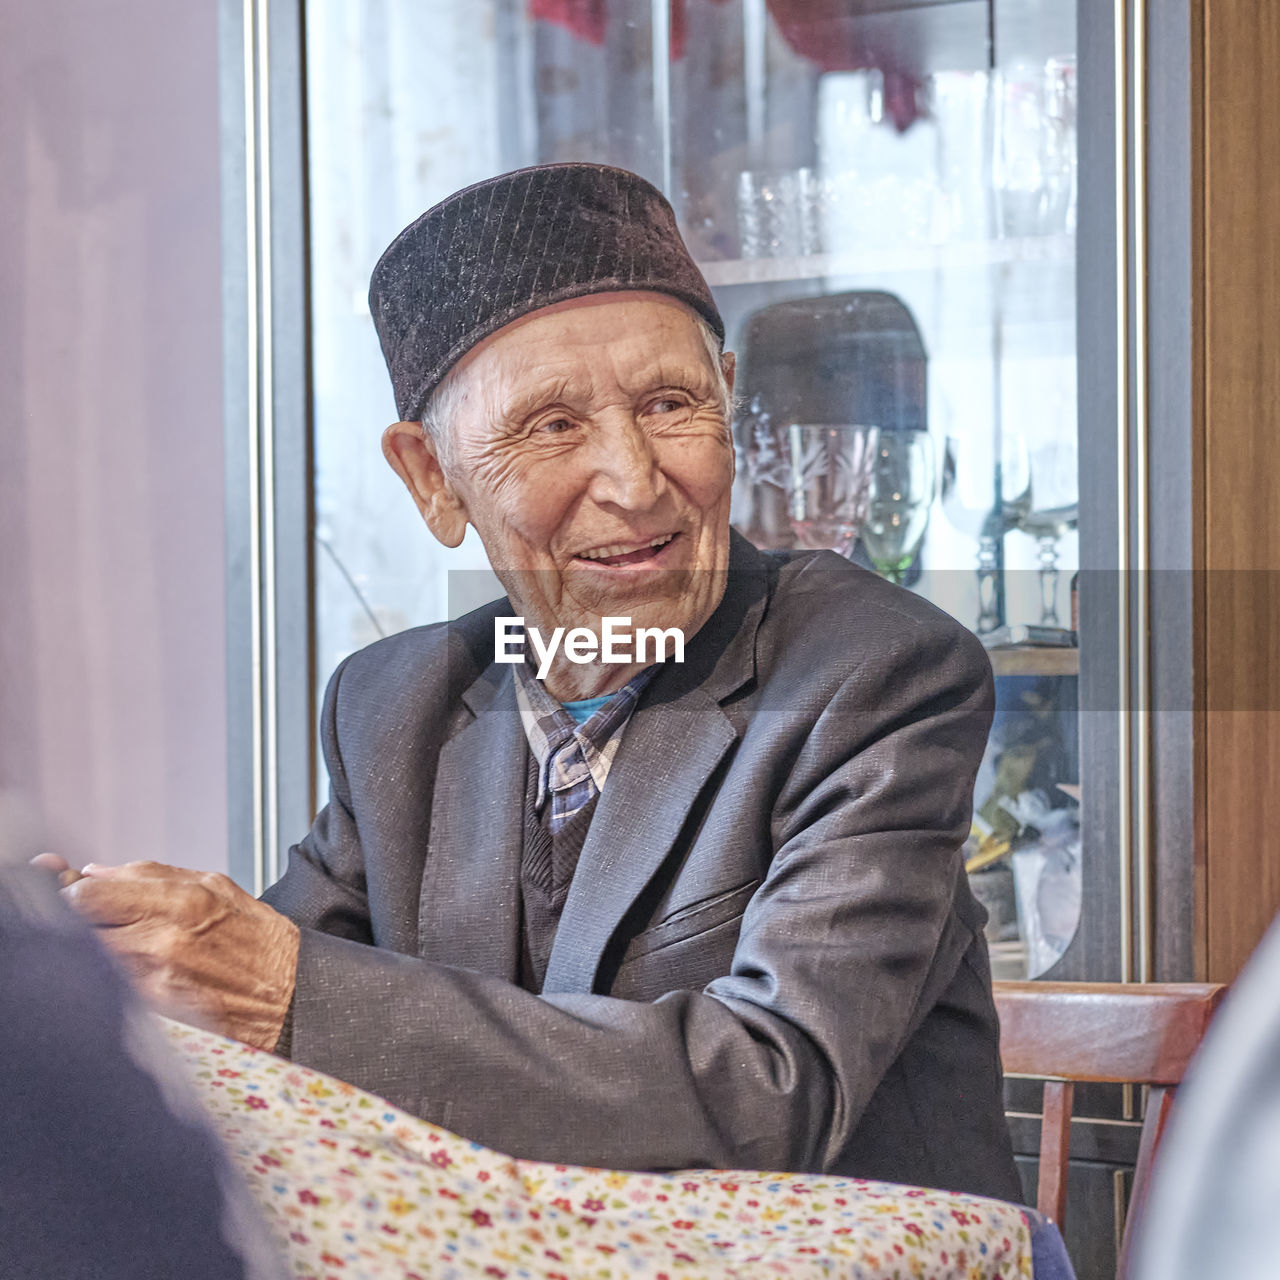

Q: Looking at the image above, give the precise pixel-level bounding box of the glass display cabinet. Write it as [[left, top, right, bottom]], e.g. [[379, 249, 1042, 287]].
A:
[[295, 0, 1138, 984], [222, 3, 1206, 1275]]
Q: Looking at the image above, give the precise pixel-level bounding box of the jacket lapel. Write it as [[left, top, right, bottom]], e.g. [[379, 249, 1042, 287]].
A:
[[541, 536, 773, 994], [417, 665, 526, 980], [541, 689, 738, 994]]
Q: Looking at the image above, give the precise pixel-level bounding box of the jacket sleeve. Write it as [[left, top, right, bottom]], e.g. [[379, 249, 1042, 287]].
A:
[[261, 654, 375, 947], [262, 620, 995, 1175]]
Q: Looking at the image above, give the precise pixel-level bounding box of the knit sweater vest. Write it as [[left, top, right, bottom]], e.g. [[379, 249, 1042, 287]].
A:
[[519, 750, 600, 994]]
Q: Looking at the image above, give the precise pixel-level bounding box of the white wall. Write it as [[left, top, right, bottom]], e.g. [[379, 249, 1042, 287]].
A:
[[0, 2, 228, 872]]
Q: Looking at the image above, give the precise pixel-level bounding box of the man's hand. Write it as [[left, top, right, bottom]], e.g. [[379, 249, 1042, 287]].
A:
[[30, 852, 84, 886], [56, 860, 299, 1052]]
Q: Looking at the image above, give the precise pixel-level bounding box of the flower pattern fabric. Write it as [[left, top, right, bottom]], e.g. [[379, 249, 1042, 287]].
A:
[[163, 1019, 1034, 1280]]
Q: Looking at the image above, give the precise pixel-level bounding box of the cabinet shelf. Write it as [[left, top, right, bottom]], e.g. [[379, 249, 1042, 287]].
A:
[[697, 235, 1074, 288], [987, 645, 1080, 677]]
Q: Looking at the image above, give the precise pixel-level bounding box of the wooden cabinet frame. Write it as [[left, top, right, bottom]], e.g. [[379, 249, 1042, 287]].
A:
[[216, 0, 1280, 982], [1198, 0, 1280, 982]]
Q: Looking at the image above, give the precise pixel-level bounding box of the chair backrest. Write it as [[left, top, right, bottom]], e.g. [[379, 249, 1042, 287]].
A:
[[992, 981, 1227, 1277]]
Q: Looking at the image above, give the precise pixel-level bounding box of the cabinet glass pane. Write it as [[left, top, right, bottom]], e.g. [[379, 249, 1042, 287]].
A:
[[306, 0, 1089, 980]]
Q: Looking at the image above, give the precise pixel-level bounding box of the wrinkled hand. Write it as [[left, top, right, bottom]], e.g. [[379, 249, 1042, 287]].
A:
[[58, 860, 299, 1051]]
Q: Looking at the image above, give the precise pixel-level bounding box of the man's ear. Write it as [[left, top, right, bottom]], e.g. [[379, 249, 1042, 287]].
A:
[[381, 422, 469, 547], [720, 351, 738, 480], [721, 348, 736, 397]]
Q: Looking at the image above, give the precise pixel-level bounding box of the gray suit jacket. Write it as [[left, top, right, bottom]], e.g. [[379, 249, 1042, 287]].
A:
[[264, 532, 1020, 1201]]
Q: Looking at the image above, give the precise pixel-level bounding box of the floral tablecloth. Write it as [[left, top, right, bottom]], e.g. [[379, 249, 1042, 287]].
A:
[[163, 1019, 1035, 1280]]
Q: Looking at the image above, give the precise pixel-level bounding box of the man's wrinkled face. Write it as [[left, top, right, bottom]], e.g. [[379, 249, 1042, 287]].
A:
[[428, 292, 735, 644]]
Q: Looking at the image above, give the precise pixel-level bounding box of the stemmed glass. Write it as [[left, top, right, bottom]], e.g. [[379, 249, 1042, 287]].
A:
[[941, 432, 1031, 632], [991, 58, 1078, 238], [1017, 440, 1079, 625], [862, 431, 936, 584], [786, 424, 881, 558]]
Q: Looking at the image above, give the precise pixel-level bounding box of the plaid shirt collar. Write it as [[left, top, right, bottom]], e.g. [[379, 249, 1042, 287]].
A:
[[512, 660, 656, 811]]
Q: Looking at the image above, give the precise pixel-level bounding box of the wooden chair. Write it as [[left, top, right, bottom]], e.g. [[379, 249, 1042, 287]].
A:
[[992, 981, 1227, 1276]]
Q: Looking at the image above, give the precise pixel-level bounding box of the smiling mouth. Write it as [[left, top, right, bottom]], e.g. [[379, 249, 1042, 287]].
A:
[[573, 532, 679, 568]]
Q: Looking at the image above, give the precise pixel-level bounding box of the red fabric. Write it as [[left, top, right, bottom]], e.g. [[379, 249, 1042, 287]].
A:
[[529, 0, 607, 46], [528, 0, 920, 123], [765, 0, 924, 130], [529, 0, 732, 61]]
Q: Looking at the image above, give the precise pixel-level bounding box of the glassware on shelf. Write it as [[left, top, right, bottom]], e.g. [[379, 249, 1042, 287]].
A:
[[786, 424, 881, 558], [862, 430, 936, 584], [796, 169, 824, 254], [1018, 440, 1079, 626], [818, 70, 940, 252], [1043, 55, 1079, 237], [941, 432, 1031, 633], [992, 57, 1079, 239], [732, 394, 795, 549], [929, 70, 994, 242], [736, 168, 822, 258]]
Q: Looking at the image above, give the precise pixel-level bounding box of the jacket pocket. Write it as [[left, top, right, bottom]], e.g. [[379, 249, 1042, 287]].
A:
[[619, 878, 761, 965]]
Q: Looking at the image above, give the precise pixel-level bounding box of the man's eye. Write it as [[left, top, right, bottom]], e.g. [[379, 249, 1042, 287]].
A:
[[538, 418, 575, 434], [647, 397, 684, 416]]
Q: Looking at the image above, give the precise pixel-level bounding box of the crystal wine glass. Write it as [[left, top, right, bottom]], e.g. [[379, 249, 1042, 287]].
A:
[[1017, 440, 1079, 625], [733, 394, 795, 549], [787, 424, 881, 558], [862, 430, 936, 584]]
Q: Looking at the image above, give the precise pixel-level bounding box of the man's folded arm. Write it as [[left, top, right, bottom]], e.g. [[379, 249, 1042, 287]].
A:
[[263, 629, 994, 1175]]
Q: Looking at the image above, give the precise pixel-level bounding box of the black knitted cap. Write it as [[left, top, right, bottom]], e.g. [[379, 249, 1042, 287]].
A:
[[368, 163, 725, 422]]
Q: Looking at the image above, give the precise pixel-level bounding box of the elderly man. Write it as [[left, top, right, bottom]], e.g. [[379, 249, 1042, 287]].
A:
[[48, 164, 1019, 1200]]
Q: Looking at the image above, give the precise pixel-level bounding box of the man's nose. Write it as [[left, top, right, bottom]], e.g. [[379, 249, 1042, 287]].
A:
[[586, 417, 666, 511]]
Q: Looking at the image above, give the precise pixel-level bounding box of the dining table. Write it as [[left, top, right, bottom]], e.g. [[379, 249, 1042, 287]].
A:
[[162, 1019, 1077, 1280]]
